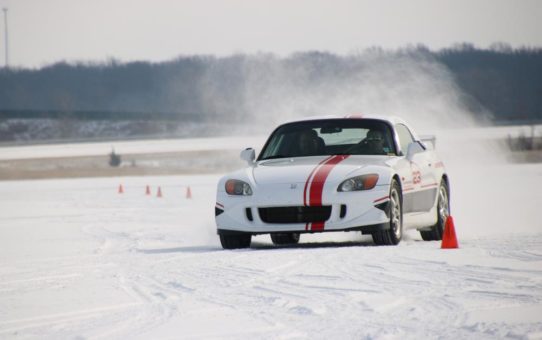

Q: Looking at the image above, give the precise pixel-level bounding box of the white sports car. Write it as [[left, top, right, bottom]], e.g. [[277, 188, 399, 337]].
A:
[[215, 115, 450, 249]]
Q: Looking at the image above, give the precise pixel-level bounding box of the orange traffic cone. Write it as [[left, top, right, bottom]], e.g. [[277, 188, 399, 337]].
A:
[[118, 184, 124, 194], [441, 216, 459, 249], [145, 185, 151, 196], [186, 186, 192, 199], [157, 186, 163, 198]]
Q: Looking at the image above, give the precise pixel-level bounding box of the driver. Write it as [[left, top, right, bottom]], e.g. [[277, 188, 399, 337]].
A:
[[297, 129, 320, 156], [363, 129, 385, 154]]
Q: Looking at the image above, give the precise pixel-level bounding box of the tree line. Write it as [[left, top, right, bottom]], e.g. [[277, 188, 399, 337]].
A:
[[0, 44, 540, 123]]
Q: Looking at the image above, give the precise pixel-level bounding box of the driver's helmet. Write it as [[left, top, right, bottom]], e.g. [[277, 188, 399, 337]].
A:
[[298, 129, 319, 155], [366, 129, 384, 141], [365, 129, 385, 154]]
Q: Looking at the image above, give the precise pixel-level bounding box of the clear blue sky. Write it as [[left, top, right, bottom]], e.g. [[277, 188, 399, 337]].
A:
[[1, 0, 541, 68]]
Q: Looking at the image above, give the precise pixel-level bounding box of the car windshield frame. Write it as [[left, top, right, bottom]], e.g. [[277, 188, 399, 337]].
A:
[[257, 119, 398, 161]]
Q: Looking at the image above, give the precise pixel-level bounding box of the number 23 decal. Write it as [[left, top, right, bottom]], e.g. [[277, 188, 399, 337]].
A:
[[412, 170, 421, 184]]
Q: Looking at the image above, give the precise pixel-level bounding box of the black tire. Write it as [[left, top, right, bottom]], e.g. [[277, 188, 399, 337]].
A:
[[419, 230, 435, 241], [270, 233, 300, 245], [372, 179, 403, 246], [420, 180, 449, 241], [219, 234, 252, 249]]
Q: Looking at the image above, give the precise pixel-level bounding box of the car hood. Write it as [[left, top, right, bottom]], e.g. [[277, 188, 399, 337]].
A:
[[252, 155, 392, 184]]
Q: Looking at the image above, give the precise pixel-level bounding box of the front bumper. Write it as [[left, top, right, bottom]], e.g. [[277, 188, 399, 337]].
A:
[[215, 184, 391, 235]]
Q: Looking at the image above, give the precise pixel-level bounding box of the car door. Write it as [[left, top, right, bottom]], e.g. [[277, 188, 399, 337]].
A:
[[395, 124, 437, 214]]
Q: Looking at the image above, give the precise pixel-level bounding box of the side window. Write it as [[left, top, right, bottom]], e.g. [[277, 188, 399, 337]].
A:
[[395, 124, 414, 155]]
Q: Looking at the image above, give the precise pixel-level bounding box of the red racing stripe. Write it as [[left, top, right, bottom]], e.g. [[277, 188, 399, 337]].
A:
[[373, 195, 389, 203], [344, 113, 364, 119], [302, 155, 349, 231], [306, 155, 350, 231], [421, 183, 438, 188], [303, 156, 334, 206], [309, 155, 350, 207], [311, 221, 325, 231]]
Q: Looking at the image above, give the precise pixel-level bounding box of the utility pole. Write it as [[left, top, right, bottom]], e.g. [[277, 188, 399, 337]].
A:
[[2, 7, 7, 68]]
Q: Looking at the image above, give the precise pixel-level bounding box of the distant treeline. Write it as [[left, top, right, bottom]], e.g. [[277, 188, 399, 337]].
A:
[[0, 109, 201, 121], [0, 44, 541, 123], [438, 44, 542, 122]]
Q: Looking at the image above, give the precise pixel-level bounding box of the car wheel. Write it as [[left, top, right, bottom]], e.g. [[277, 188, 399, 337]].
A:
[[372, 179, 403, 246], [219, 234, 252, 249], [270, 233, 300, 245], [420, 180, 449, 241]]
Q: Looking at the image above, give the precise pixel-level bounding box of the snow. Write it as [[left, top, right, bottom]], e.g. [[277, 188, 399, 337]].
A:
[[0, 136, 266, 161], [1, 133, 542, 338]]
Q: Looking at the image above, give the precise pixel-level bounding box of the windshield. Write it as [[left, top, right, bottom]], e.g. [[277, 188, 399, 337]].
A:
[[259, 119, 397, 160]]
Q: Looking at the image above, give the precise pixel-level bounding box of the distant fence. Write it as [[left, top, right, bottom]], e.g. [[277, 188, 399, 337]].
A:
[[492, 118, 542, 126], [0, 109, 204, 122]]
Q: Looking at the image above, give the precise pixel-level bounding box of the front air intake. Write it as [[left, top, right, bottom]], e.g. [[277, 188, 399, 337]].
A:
[[245, 208, 253, 221], [258, 206, 331, 224], [340, 204, 347, 218]]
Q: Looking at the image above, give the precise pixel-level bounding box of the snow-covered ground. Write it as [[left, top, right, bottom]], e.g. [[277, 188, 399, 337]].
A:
[[1, 132, 542, 339], [0, 136, 266, 161]]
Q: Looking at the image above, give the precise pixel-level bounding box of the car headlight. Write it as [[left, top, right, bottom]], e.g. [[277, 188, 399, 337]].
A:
[[338, 174, 379, 192], [225, 179, 253, 196]]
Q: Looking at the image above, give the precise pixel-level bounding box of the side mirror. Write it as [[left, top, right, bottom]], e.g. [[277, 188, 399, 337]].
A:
[[240, 148, 256, 165], [420, 135, 436, 150], [406, 142, 424, 161]]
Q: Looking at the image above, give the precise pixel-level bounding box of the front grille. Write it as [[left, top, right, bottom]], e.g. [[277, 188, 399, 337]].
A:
[[258, 206, 332, 224]]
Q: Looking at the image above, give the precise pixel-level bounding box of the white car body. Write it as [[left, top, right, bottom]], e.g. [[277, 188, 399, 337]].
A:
[[215, 115, 449, 248]]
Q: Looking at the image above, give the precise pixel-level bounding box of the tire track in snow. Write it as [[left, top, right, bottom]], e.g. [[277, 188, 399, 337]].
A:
[[0, 302, 142, 335]]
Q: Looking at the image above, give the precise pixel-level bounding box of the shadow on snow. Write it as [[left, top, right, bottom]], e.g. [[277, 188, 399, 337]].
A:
[[136, 239, 379, 254]]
